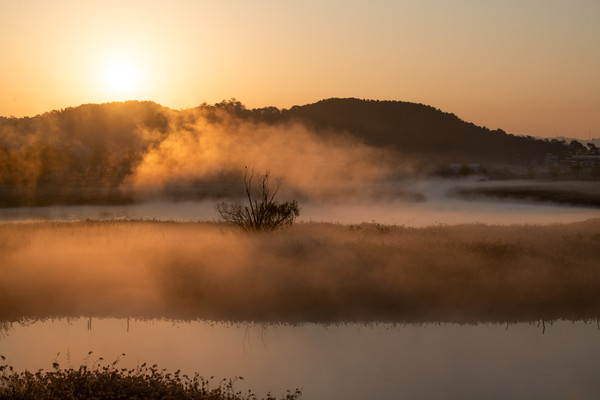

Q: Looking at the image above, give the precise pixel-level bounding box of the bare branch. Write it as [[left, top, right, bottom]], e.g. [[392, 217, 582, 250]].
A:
[[216, 169, 300, 231]]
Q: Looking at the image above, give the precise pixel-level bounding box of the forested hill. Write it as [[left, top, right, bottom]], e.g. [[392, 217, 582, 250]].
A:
[[1, 98, 586, 168], [0, 101, 169, 191], [225, 98, 579, 165], [0, 98, 593, 189]]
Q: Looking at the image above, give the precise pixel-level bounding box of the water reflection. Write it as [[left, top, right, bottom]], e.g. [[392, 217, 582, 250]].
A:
[[2, 318, 600, 400]]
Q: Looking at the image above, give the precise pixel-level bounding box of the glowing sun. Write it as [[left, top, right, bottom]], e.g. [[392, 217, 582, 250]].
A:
[[103, 57, 142, 97]]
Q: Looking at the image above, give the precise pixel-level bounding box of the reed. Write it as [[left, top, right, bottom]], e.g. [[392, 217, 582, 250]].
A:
[[1, 219, 599, 322]]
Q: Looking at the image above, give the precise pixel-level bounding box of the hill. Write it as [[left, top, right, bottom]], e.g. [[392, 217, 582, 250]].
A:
[[205, 98, 580, 165], [0, 98, 597, 206]]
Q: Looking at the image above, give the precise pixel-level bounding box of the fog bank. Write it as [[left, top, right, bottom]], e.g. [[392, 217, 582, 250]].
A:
[[127, 108, 401, 201], [2, 219, 599, 322]]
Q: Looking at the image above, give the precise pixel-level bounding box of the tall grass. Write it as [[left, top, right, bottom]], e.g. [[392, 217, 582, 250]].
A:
[[0, 219, 599, 322], [0, 354, 301, 400]]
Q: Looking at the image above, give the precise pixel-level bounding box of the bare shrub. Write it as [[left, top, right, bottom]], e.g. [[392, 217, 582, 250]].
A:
[[216, 168, 300, 231]]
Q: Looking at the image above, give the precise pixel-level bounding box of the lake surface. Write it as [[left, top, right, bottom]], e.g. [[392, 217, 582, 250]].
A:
[[1, 179, 599, 227], [2, 318, 600, 400]]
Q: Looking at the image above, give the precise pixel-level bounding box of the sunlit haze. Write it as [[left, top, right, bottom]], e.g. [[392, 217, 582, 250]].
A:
[[1, 0, 599, 139], [2, 3, 600, 398], [102, 57, 142, 99]]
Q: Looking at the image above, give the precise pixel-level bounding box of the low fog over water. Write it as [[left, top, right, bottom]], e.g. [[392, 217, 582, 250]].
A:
[[2, 217, 599, 322], [1, 179, 598, 226], [2, 102, 600, 398]]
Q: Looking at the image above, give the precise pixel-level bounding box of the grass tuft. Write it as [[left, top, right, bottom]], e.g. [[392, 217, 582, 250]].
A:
[[0, 355, 301, 400]]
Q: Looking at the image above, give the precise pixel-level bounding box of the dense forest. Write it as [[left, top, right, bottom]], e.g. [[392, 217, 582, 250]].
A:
[[0, 98, 597, 206]]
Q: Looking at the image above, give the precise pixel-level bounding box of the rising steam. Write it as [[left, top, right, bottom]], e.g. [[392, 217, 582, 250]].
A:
[[2, 219, 600, 322], [0, 102, 406, 205], [128, 107, 396, 200]]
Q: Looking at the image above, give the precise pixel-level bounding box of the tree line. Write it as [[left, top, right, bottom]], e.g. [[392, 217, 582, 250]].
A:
[[0, 98, 596, 206]]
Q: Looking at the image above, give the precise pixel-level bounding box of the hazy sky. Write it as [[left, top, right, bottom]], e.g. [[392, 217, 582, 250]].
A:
[[1, 0, 598, 139]]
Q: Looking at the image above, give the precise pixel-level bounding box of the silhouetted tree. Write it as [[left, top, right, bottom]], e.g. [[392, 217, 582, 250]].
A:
[[216, 168, 300, 231], [569, 140, 587, 155]]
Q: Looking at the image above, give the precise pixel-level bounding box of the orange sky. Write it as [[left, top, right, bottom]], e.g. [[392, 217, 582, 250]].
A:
[[0, 0, 598, 139]]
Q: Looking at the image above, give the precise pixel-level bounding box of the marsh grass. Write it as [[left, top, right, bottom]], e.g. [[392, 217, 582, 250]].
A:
[[0, 219, 599, 322], [0, 354, 301, 400]]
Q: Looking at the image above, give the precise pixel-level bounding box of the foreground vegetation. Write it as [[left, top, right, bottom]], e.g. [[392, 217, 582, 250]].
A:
[[1, 219, 599, 323], [0, 355, 301, 400]]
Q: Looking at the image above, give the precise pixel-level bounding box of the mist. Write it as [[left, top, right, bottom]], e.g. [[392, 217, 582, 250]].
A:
[[0, 101, 425, 207], [2, 100, 600, 323], [2, 100, 599, 215], [127, 107, 399, 201], [2, 219, 600, 323]]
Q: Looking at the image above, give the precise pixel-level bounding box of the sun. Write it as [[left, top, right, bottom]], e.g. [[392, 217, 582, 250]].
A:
[[103, 57, 142, 98]]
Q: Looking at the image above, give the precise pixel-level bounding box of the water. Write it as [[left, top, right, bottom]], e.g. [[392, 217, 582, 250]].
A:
[[1, 180, 599, 227], [2, 318, 599, 400], [1, 179, 599, 399]]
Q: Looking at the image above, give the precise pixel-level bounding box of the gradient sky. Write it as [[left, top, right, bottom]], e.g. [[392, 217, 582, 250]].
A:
[[1, 0, 598, 139]]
